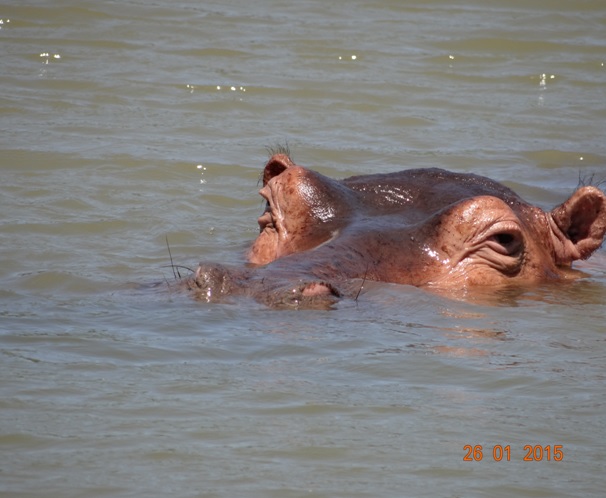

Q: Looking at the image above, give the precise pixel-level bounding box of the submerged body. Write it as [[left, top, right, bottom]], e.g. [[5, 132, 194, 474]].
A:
[[188, 153, 606, 308]]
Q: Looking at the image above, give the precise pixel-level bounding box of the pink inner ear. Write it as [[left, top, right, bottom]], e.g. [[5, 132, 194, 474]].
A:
[[551, 186, 606, 262], [301, 282, 340, 297], [567, 192, 603, 242], [263, 154, 294, 186]]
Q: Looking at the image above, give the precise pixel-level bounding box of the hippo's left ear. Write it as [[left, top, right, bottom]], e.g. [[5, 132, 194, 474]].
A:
[[550, 186, 606, 264]]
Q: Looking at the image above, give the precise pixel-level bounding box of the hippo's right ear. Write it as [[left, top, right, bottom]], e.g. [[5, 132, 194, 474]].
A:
[[263, 154, 295, 186], [550, 186, 606, 264]]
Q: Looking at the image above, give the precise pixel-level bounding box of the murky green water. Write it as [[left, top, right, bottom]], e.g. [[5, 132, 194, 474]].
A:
[[1, 1, 606, 496]]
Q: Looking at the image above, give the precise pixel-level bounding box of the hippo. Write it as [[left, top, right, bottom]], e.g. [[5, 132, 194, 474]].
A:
[[186, 151, 606, 308]]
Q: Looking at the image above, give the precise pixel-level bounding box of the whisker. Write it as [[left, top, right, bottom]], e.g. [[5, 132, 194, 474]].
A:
[[161, 264, 196, 276], [355, 263, 369, 303]]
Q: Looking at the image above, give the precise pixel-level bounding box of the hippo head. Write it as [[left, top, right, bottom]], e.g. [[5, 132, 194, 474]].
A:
[[191, 153, 606, 307], [249, 154, 606, 288]]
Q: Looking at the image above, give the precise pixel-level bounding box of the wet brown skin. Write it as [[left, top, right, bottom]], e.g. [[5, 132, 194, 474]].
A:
[[188, 153, 606, 308]]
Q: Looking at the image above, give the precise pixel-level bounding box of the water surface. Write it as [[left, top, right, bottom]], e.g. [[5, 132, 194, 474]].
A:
[[1, 1, 606, 496]]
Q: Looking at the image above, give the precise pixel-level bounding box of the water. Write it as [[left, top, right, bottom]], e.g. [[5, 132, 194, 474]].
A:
[[1, 1, 606, 496]]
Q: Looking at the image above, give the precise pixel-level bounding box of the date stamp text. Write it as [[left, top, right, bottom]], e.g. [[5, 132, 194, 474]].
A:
[[463, 444, 564, 462]]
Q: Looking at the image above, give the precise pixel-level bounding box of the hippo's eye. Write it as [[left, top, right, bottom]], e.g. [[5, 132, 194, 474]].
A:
[[486, 228, 523, 256], [495, 232, 514, 246]]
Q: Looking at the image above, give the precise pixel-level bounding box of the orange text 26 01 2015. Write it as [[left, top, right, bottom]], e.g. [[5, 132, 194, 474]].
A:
[[463, 444, 564, 462]]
